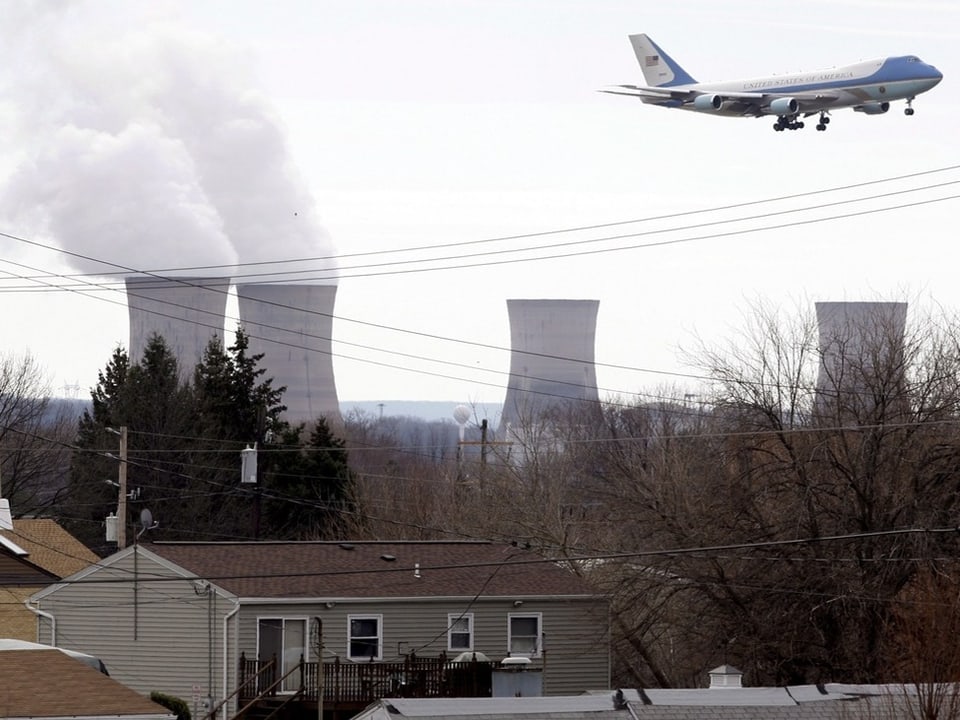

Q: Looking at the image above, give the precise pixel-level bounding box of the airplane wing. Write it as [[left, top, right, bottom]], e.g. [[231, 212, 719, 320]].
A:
[[601, 85, 840, 115]]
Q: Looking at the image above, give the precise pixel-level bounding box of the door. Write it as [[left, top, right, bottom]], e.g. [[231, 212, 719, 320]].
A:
[[258, 618, 307, 692]]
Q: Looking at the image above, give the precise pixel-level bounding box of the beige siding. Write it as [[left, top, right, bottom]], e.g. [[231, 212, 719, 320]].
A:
[[236, 597, 609, 695], [34, 548, 237, 710]]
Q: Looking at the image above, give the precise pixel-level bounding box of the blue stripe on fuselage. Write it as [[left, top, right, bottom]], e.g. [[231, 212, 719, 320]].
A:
[[742, 56, 941, 95]]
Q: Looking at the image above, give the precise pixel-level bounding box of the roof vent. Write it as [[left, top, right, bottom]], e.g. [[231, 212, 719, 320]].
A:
[[339, 543, 355, 551], [380, 554, 396, 562], [708, 664, 743, 689]]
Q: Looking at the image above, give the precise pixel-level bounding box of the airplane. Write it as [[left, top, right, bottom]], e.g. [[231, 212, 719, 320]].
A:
[[603, 34, 942, 131]]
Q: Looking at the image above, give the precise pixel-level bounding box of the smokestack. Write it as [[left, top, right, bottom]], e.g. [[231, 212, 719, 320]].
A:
[[125, 276, 230, 374], [815, 301, 908, 414], [235, 283, 339, 425], [500, 299, 600, 433]]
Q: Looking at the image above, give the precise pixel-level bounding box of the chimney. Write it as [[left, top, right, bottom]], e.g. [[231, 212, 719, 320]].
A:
[[0, 498, 13, 530], [708, 665, 743, 689]]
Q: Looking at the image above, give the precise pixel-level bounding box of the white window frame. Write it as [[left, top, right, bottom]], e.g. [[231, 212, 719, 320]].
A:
[[507, 612, 542, 658], [347, 614, 383, 661], [447, 612, 474, 652]]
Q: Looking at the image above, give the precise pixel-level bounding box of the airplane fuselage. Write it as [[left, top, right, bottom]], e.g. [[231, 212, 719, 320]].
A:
[[644, 56, 943, 118]]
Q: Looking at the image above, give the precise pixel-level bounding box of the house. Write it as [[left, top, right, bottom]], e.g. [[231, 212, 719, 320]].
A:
[[28, 540, 610, 716], [0, 646, 174, 720], [0, 499, 100, 640]]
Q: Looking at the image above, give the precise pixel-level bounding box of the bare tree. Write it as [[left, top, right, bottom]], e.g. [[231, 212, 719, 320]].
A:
[[0, 352, 73, 516]]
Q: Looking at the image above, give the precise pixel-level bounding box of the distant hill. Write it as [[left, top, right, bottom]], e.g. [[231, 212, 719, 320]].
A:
[[48, 397, 502, 425], [340, 401, 502, 425]]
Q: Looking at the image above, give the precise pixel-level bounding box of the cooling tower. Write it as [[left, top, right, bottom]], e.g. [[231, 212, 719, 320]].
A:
[[500, 299, 601, 432], [235, 283, 339, 425], [815, 301, 908, 414], [125, 276, 230, 373]]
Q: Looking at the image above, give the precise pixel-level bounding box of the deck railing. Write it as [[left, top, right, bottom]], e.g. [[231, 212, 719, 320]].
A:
[[238, 652, 495, 705]]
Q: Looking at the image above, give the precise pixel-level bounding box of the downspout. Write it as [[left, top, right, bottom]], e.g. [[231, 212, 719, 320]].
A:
[[25, 600, 56, 644], [221, 599, 240, 720]]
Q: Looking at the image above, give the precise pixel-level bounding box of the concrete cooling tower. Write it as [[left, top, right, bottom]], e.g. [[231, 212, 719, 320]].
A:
[[815, 301, 908, 412], [125, 276, 230, 373], [500, 299, 601, 432], [236, 284, 339, 425]]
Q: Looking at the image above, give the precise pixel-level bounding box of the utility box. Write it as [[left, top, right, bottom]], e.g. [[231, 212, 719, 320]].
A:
[[492, 657, 543, 697]]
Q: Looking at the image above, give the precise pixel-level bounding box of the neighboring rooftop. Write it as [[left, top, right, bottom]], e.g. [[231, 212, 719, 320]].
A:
[[140, 541, 596, 599], [0, 648, 172, 719], [0, 518, 100, 577], [357, 687, 931, 720]]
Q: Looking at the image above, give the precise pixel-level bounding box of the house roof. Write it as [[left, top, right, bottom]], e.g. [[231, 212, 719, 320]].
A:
[[0, 648, 173, 719], [141, 540, 600, 599], [0, 587, 39, 639], [0, 519, 100, 578]]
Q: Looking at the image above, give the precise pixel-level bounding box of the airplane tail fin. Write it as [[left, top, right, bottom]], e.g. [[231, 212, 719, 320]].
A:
[[629, 34, 697, 87]]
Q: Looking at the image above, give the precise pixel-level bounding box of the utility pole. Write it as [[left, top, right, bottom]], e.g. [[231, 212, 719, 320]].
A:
[[315, 617, 324, 720], [479, 419, 488, 489], [109, 426, 129, 550], [119, 426, 128, 548]]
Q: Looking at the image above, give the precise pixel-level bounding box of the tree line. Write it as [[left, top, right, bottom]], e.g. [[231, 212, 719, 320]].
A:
[[4, 301, 960, 690], [343, 302, 960, 689]]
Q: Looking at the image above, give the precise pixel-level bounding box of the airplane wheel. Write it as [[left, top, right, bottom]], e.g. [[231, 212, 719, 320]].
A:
[[797, 122, 805, 129], [905, 107, 915, 116], [773, 123, 783, 131], [816, 124, 826, 131], [823, 117, 830, 124]]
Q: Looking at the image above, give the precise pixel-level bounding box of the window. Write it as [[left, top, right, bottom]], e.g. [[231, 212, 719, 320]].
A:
[[508, 613, 542, 657], [348, 615, 382, 660], [448, 613, 473, 652]]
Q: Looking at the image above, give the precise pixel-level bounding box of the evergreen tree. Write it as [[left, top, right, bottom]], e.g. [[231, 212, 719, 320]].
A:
[[262, 417, 355, 539], [65, 338, 195, 548], [193, 328, 285, 443], [63, 330, 354, 548]]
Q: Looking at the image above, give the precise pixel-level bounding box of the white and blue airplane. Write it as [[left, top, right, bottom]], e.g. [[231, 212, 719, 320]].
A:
[[604, 34, 942, 131]]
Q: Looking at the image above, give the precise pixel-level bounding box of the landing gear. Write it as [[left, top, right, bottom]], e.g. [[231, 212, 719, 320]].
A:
[[905, 97, 915, 115], [815, 112, 831, 131], [773, 115, 805, 131]]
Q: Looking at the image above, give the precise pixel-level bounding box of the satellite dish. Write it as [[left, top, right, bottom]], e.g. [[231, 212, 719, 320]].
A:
[[453, 405, 470, 425], [140, 509, 153, 529]]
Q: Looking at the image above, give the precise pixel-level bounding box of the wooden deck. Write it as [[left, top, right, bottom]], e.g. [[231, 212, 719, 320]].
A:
[[236, 653, 495, 719]]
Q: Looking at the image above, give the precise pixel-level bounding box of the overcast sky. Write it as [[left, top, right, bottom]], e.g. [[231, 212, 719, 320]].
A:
[[1, 0, 957, 409]]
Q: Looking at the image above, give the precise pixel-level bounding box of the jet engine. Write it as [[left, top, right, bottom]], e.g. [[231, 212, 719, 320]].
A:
[[853, 101, 891, 115], [768, 97, 799, 115], [693, 94, 723, 111]]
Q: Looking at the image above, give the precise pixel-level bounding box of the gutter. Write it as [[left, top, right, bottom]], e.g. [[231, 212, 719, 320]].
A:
[[221, 599, 241, 720], [25, 599, 56, 644]]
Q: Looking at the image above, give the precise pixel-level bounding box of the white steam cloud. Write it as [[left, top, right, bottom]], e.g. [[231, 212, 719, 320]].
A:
[[0, 2, 335, 282]]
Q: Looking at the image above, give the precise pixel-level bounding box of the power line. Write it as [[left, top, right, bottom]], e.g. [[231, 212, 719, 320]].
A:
[[5, 163, 960, 282]]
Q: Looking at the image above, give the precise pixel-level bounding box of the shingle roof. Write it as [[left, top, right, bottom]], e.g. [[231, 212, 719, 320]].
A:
[[0, 648, 173, 719], [0, 519, 100, 578], [0, 586, 38, 640], [143, 540, 599, 599]]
